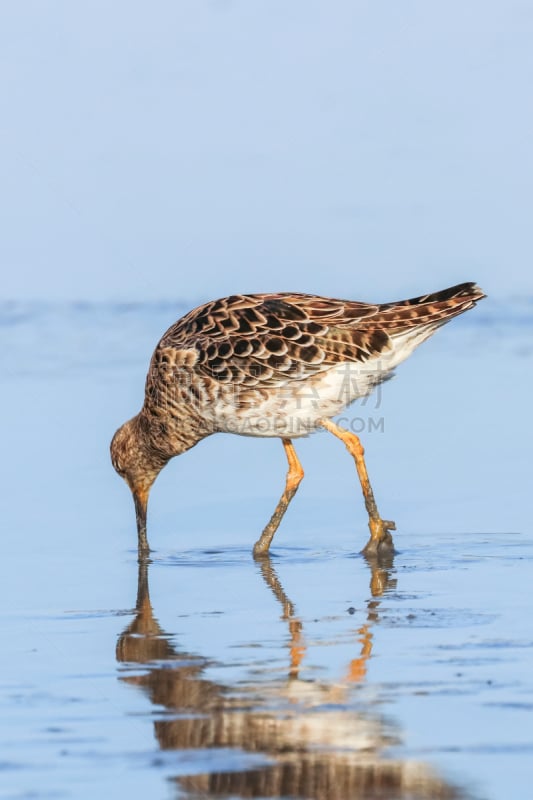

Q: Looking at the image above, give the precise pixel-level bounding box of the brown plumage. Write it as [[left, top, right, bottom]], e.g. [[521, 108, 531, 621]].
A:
[[111, 282, 485, 558]]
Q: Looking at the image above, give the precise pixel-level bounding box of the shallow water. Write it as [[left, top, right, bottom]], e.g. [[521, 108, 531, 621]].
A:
[[1, 299, 532, 799]]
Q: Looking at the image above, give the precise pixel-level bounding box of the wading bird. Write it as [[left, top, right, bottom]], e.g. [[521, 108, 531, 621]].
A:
[[111, 282, 484, 558]]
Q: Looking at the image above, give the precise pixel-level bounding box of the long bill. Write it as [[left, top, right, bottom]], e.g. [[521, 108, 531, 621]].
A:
[[133, 488, 150, 558]]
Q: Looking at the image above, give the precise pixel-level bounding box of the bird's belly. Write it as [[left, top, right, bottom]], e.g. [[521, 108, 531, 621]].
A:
[[212, 362, 385, 438]]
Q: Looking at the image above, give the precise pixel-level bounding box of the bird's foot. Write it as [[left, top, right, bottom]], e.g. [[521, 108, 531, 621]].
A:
[[362, 517, 396, 557], [253, 540, 271, 559]]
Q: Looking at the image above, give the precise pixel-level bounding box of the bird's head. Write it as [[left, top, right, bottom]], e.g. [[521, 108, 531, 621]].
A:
[[110, 415, 168, 555]]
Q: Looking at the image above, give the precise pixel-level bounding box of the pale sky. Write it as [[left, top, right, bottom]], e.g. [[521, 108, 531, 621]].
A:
[[1, 0, 532, 304]]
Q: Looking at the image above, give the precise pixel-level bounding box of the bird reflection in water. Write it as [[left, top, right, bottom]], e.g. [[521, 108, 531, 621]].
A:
[[116, 554, 469, 800]]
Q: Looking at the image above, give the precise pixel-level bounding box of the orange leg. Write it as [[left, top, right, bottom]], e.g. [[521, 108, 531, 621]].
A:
[[320, 418, 395, 555], [253, 438, 304, 557]]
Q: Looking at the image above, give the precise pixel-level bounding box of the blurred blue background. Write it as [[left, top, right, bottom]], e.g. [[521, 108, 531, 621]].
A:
[[1, 0, 532, 303]]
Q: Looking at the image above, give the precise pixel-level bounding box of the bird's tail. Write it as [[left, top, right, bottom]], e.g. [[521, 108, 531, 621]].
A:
[[376, 281, 486, 333]]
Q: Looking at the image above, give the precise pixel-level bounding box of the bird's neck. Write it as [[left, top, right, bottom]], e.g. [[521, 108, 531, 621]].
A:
[[137, 406, 208, 460]]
